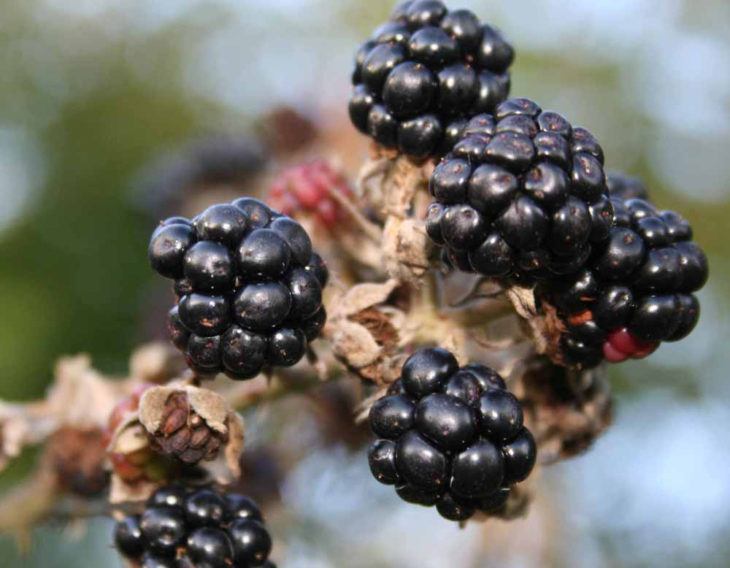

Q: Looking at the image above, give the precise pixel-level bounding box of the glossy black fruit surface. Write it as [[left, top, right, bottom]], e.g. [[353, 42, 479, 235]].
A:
[[366, 348, 536, 522], [149, 199, 329, 379], [114, 486, 275, 567], [349, 1, 514, 158], [539, 179, 709, 369], [427, 99, 611, 280]]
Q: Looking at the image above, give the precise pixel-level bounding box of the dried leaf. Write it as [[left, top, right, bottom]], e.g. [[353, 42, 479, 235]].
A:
[[47, 354, 123, 429], [128, 342, 181, 384], [332, 320, 382, 368], [338, 280, 400, 317]]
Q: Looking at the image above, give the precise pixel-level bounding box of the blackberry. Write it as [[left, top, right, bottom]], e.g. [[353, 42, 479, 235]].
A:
[[367, 348, 536, 522], [149, 198, 328, 379], [427, 98, 612, 279], [349, 1, 514, 159], [541, 185, 708, 368], [114, 486, 274, 568]]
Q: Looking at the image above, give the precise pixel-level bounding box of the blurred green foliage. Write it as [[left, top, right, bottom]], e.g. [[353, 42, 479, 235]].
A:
[[0, 0, 229, 399]]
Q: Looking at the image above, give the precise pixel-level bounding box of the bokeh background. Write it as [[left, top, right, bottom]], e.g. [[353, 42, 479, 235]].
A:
[[0, 0, 728, 566]]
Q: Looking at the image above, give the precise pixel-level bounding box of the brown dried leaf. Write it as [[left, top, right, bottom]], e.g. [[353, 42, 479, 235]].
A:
[[338, 280, 400, 317], [109, 473, 163, 505], [332, 320, 382, 368], [383, 218, 431, 282], [205, 410, 244, 485], [47, 354, 123, 429], [128, 342, 181, 384], [506, 285, 567, 365]]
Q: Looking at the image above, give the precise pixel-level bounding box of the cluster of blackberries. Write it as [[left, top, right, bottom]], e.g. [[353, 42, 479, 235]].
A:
[[349, 0, 514, 158], [114, 486, 274, 568], [368, 348, 536, 521], [541, 177, 708, 367], [148, 198, 328, 379], [426, 98, 612, 280]]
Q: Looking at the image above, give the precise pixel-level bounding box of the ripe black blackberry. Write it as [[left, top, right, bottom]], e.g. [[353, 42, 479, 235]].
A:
[[427, 98, 612, 280], [148, 199, 328, 379], [349, 0, 514, 159], [114, 486, 275, 568], [431, 98, 615, 278], [540, 186, 708, 368], [367, 348, 536, 522]]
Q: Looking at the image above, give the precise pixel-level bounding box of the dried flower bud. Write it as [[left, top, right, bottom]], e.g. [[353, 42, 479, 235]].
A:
[[139, 384, 244, 486], [146, 392, 228, 464], [330, 280, 413, 386]]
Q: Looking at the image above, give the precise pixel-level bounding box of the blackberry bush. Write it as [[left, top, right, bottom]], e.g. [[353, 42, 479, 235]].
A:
[[426, 98, 612, 280], [0, 2, 716, 564], [114, 485, 275, 567], [541, 185, 709, 368], [349, 0, 514, 159], [148, 198, 328, 379], [367, 348, 536, 521]]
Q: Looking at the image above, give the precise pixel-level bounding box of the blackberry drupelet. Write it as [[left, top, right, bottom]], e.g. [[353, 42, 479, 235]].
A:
[[426, 98, 612, 280], [349, 0, 514, 159], [114, 486, 275, 568], [541, 187, 709, 368], [606, 171, 649, 201], [149, 199, 328, 380], [367, 347, 537, 522]]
